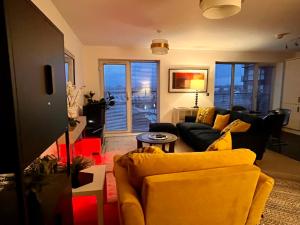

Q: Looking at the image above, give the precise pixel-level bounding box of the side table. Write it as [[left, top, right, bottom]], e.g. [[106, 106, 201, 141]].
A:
[[136, 132, 177, 153], [72, 165, 106, 225], [172, 107, 198, 124]]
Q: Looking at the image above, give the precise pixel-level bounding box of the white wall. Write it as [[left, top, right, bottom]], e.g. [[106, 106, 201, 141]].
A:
[[83, 46, 294, 122], [272, 62, 284, 109], [32, 0, 85, 88]]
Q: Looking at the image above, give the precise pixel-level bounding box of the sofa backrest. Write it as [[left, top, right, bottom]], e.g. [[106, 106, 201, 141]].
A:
[[141, 165, 261, 225], [230, 111, 264, 133], [212, 108, 264, 133], [127, 149, 256, 191], [212, 107, 230, 122]]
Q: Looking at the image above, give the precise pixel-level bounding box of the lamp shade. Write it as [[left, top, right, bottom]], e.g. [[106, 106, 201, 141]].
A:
[[190, 79, 205, 91], [200, 0, 241, 19], [151, 39, 169, 55]]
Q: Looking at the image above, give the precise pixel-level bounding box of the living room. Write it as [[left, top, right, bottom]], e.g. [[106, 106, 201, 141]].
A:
[[1, 0, 299, 225]]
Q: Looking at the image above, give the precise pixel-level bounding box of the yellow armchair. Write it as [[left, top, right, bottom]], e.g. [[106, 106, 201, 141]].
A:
[[114, 149, 274, 225]]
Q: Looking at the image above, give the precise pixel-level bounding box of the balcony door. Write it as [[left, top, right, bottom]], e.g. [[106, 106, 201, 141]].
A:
[[100, 60, 159, 133]]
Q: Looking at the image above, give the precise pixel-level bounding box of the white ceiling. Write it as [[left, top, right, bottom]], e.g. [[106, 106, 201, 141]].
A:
[[51, 0, 300, 52]]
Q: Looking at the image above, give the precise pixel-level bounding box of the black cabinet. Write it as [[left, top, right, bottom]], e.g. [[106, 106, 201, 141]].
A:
[[83, 103, 105, 140], [0, 0, 72, 224]]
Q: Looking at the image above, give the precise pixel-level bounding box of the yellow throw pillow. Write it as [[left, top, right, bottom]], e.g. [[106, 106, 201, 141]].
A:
[[221, 119, 251, 133], [116, 146, 164, 168], [213, 114, 230, 131], [195, 107, 215, 125], [206, 131, 232, 151]]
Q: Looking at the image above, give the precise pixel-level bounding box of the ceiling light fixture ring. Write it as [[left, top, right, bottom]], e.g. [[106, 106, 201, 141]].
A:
[[200, 0, 242, 19]]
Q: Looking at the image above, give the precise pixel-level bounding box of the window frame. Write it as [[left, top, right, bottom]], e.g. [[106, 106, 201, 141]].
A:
[[215, 62, 275, 112]]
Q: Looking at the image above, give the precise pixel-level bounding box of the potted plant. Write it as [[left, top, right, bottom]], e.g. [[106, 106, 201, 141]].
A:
[[84, 91, 115, 109], [70, 156, 94, 188], [66, 81, 83, 127], [84, 91, 96, 104]]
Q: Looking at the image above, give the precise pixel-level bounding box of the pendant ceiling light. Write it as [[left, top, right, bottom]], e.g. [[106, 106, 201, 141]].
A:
[[200, 0, 242, 19], [150, 30, 169, 55]]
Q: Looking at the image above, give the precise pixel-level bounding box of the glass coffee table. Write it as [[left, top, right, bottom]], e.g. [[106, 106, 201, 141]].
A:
[[136, 132, 177, 153]]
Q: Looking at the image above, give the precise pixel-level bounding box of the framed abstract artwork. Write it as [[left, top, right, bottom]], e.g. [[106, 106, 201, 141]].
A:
[[168, 68, 208, 93]]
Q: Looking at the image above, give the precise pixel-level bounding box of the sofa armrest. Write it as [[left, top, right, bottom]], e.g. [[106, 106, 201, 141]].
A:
[[114, 158, 145, 225], [246, 172, 274, 225], [185, 115, 196, 122], [231, 132, 268, 160]]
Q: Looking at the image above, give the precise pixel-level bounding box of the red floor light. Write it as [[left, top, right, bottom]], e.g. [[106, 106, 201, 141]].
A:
[[59, 138, 102, 165]]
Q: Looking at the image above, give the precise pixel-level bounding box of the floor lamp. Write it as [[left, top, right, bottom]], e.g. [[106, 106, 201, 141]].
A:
[[190, 79, 205, 108]]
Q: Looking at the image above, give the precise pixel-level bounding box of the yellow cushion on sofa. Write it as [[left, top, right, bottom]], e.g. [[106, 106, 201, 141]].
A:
[[213, 114, 230, 131], [127, 149, 256, 191], [116, 146, 164, 168], [221, 119, 251, 133], [206, 131, 232, 151], [195, 107, 215, 125]]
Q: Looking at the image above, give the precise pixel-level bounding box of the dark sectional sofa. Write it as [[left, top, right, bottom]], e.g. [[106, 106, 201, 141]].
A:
[[176, 108, 269, 160]]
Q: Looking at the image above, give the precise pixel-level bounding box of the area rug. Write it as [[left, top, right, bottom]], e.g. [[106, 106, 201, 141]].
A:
[[103, 135, 300, 225], [260, 177, 300, 225]]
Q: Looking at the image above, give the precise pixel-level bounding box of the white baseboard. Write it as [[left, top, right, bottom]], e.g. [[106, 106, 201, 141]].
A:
[[282, 127, 300, 135]]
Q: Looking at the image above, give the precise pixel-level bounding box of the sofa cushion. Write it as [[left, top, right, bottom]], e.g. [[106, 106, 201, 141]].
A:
[[213, 114, 230, 131], [127, 149, 256, 191], [206, 131, 232, 151], [222, 119, 251, 133], [176, 122, 212, 133], [189, 129, 221, 150], [195, 107, 215, 125]]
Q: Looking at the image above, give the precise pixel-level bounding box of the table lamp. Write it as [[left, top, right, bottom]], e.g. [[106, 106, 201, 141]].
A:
[[190, 79, 205, 108]]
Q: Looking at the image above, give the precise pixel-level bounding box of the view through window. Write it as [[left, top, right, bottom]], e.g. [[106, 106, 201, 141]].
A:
[[103, 61, 158, 132], [214, 63, 274, 114]]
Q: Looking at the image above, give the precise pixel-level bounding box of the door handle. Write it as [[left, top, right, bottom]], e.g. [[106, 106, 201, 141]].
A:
[[44, 65, 54, 95], [297, 106, 300, 113]]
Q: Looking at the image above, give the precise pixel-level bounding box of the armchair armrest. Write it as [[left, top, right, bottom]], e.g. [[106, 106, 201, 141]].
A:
[[114, 158, 145, 225], [185, 115, 196, 122], [246, 172, 274, 225]]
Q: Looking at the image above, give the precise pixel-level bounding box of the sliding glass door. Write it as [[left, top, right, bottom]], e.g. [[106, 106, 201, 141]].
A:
[[103, 63, 129, 132], [214, 63, 274, 113], [100, 61, 159, 133], [131, 62, 158, 132]]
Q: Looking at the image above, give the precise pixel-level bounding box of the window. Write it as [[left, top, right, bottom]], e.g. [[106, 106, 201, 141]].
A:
[[65, 50, 75, 85], [214, 63, 274, 114]]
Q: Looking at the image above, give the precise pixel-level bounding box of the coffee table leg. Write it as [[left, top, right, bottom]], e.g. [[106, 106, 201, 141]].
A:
[[169, 141, 175, 153], [137, 140, 143, 149], [162, 144, 166, 152]]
